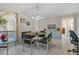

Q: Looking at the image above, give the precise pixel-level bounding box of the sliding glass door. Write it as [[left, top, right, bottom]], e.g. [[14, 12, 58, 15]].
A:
[[0, 14, 16, 44], [6, 15, 16, 42]]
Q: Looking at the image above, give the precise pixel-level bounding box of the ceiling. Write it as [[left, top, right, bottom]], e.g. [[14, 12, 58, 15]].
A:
[[0, 3, 79, 18]]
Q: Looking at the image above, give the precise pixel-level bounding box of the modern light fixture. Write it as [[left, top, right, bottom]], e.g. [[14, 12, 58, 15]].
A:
[[32, 6, 43, 20]]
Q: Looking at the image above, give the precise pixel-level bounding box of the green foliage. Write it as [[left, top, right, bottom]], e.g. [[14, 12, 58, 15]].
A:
[[0, 16, 7, 25]]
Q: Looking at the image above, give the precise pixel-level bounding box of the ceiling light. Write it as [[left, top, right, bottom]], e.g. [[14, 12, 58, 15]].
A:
[[32, 6, 43, 20]]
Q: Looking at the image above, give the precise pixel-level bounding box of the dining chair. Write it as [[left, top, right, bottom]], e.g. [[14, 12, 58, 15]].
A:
[[37, 32, 52, 54], [22, 32, 36, 54]]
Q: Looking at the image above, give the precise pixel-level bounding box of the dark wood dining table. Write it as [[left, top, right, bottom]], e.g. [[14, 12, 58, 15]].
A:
[[22, 31, 46, 54], [25, 32, 45, 36]]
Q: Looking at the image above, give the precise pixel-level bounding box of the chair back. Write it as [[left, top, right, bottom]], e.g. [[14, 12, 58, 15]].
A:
[[27, 31, 31, 33], [69, 30, 78, 42], [47, 32, 52, 41], [22, 32, 27, 38], [40, 31, 45, 33]]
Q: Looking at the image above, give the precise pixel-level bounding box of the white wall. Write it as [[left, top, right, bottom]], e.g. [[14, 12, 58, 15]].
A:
[[38, 17, 61, 31], [38, 17, 62, 39], [76, 13, 79, 36], [17, 15, 34, 40]]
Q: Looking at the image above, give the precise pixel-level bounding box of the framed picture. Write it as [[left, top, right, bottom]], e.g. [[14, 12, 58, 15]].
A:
[[51, 24, 56, 29], [47, 24, 56, 29], [20, 18, 25, 23], [26, 21, 30, 26]]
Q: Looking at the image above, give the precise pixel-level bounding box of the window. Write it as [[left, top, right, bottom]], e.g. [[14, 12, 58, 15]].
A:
[[62, 16, 74, 36], [0, 14, 16, 43]]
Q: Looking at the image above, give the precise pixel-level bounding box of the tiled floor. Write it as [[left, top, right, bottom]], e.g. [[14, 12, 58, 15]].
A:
[[0, 39, 76, 55]]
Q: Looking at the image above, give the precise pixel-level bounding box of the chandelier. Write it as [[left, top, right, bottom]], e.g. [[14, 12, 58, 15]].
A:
[[32, 6, 43, 20], [32, 6, 43, 32]]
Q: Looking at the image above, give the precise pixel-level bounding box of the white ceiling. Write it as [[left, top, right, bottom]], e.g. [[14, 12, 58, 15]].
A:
[[0, 3, 79, 18]]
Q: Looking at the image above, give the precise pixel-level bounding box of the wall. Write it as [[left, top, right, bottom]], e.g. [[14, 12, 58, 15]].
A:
[[17, 15, 34, 40], [38, 17, 56, 31], [38, 17, 62, 39], [53, 17, 62, 39], [76, 13, 79, 36], [38, 17, 62, 31]]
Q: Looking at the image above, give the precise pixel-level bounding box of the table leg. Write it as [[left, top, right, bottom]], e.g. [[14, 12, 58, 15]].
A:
[[30, 39, 32, 55], [36, 40, 39, 54], [47, 40, 49, 55], [36, 36, 39, 55], [23, 40, 25, 52], [77, 40, 79, 55]]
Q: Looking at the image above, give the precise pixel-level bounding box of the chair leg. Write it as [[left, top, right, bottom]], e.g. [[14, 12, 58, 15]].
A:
[[23, 41, 25, 52], [77, 43, 79, 55], [46, 44, 48, 55]]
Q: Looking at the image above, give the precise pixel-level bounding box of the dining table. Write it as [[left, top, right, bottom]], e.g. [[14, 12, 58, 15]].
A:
[[22, 31, 46, 54]]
